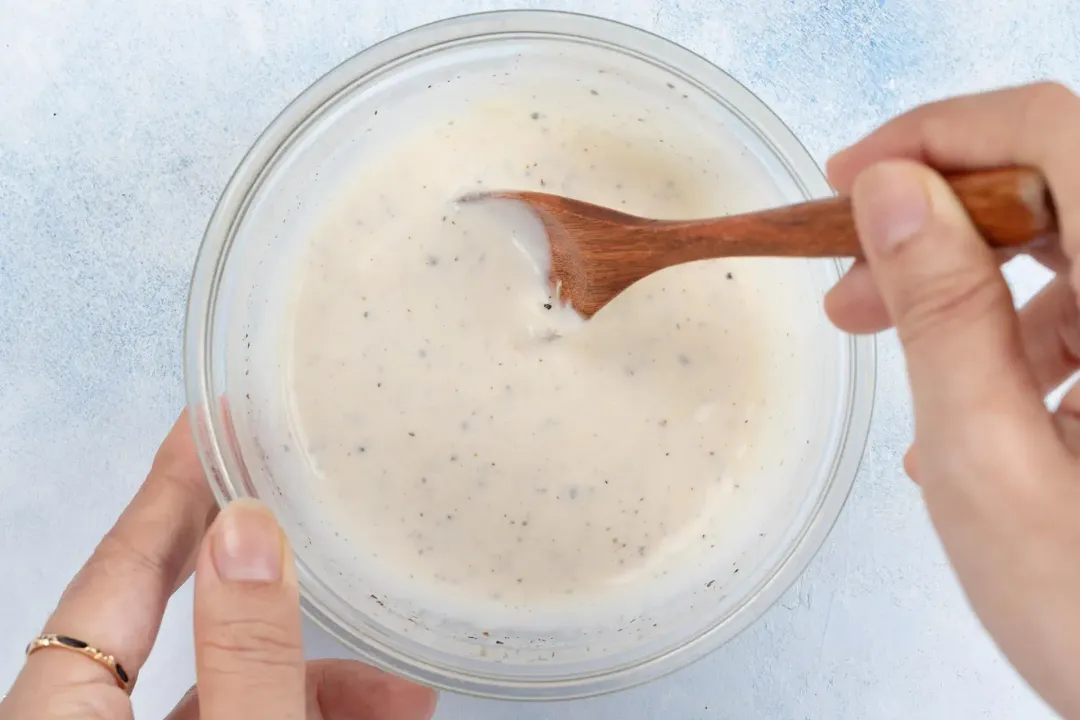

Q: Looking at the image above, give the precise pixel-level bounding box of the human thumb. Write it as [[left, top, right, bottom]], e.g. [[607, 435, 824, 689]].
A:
[[193, 499, 305, 720], [851, 160, 1046, 452]]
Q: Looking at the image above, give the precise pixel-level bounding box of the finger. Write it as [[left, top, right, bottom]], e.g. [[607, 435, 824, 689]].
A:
[[824, 261, 891, 334], [164, 660, 438, 720], [194, 499, 305, 720], [851, 160, 1060, 480], [13, 412, 216, 699], [901, 276, 1080, 484], [894, 274, 1080, 487], [825, 251, 1044, 335], [1018, 277, 1080, 394], [827, 83, 1080, 266], [308, 659, 437, 720], [827, 82, 1080, 194], [164, 686, 199, 720]]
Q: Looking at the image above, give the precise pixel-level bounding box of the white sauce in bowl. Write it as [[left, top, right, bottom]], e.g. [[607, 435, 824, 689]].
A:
[[283, 65, 832, 630]]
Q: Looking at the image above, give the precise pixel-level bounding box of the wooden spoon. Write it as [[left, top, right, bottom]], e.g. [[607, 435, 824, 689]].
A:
[[467, 166, 1057, 318]]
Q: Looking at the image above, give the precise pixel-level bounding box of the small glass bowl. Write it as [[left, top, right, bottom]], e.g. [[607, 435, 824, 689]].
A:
[[184, 10, 875, 701]]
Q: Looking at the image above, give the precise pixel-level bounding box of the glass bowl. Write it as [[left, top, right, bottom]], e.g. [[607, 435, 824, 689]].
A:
[[184, 10, 875, 701]]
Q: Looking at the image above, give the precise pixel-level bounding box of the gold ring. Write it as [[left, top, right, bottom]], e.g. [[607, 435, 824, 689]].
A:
[[25, 634, 133, 693]]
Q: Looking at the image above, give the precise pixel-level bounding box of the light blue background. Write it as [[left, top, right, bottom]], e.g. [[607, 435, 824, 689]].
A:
[[2, 1, 1078, 717]]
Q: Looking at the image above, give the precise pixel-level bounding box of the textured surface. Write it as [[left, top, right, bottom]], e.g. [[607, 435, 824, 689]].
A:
[[1, 1, 1077, 718]]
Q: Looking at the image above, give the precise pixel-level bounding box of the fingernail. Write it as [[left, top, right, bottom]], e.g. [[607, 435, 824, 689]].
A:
[[853, 161, 930, 253], [211, 499, 283, 583]]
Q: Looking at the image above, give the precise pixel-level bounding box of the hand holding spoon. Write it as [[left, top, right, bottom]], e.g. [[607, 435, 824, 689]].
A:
[[467, 167, 1057, 318]]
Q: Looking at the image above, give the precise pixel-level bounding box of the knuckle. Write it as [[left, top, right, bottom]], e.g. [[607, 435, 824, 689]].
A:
[[1024, 80, 1080, 116], [152, 451, 211, 501], [914, 113, 953, 156], [1020, 82, 1080, 145], [158, 463, 206, 498], [97, 529, 168, 577], [148, 424, 209, 496], [909, 108, 970, 163], [198, 616, 301, 674], [66, 529, 169, 598], [894, 266, 1010, 350]]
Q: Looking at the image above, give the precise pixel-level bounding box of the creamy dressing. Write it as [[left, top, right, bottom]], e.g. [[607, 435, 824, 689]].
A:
[[285, 68, 822, 624]]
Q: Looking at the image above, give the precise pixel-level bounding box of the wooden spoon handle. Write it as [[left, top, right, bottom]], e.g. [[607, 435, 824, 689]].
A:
[[686, 166, 1057, 257]]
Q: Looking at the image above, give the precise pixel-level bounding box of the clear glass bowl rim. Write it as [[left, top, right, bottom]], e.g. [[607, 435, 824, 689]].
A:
[[184, 8, 877, 701]]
